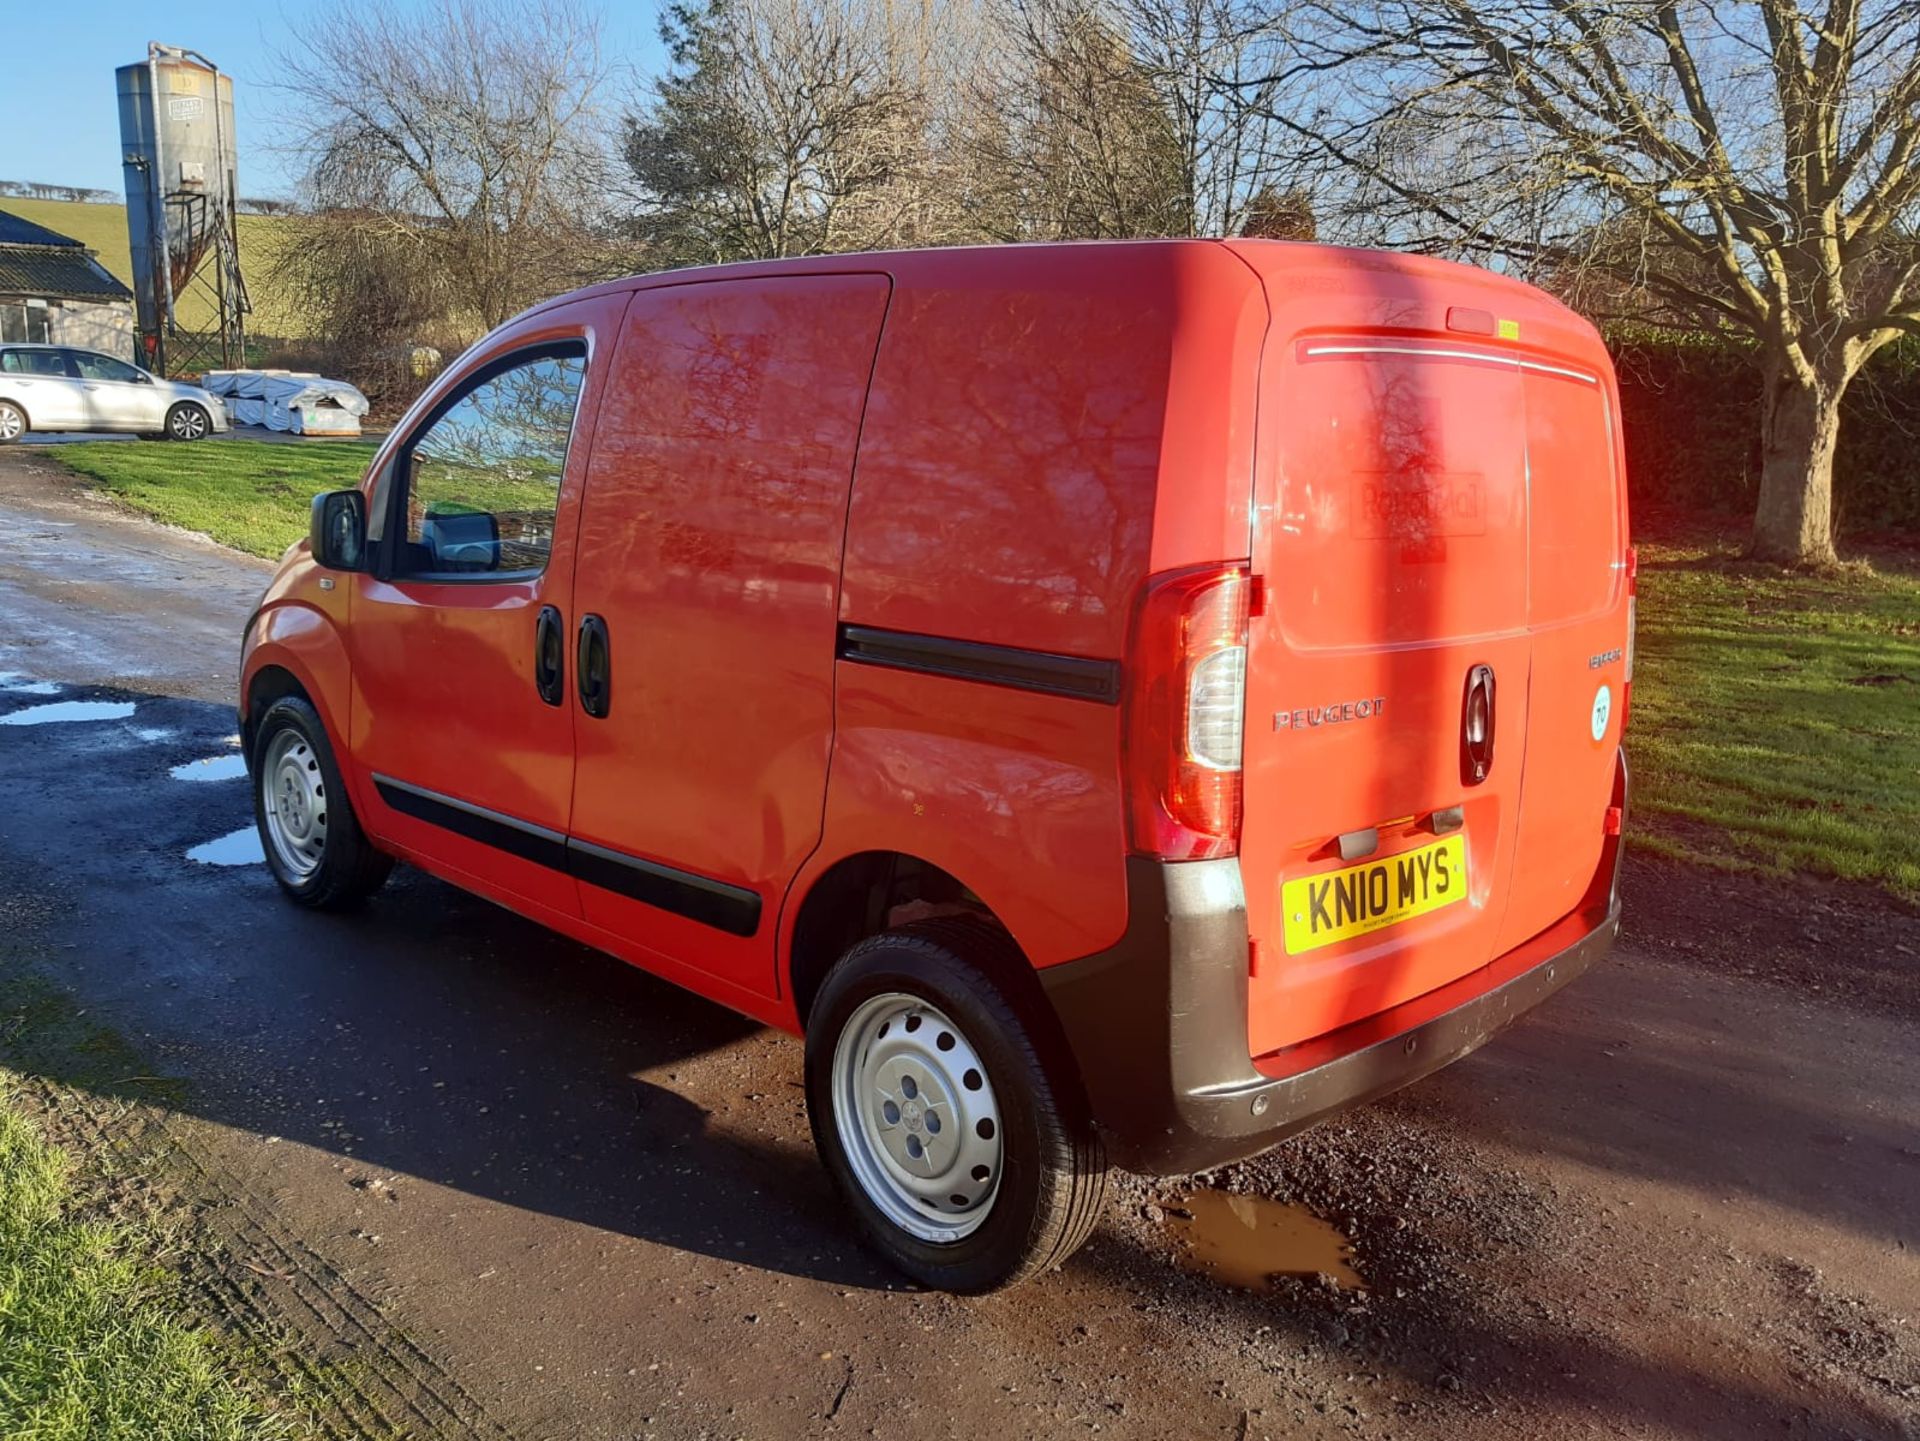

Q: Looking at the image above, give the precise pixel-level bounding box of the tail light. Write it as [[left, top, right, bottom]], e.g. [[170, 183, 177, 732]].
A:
[[1125, 564, 1251, 860], [1622, 546, 1638, 732]]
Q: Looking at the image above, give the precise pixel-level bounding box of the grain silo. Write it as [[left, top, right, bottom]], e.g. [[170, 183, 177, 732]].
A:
[[116, 43, 249, 375]]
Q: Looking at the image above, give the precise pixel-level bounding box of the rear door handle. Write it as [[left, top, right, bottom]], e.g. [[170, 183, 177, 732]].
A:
[[1461, 663, 1496, 785], [577, 614, 611, 719], [534, 605, 565, 706]]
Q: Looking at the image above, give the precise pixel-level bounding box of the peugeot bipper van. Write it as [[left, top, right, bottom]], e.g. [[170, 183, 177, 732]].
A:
[[243, 241, 1632, 1293]]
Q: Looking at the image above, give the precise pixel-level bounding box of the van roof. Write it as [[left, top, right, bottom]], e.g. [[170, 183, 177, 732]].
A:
[[520, 238, 1592, 338]]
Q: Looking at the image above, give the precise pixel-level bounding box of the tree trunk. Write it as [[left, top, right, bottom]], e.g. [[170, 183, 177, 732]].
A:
[[1750, 362, 1843, 566]]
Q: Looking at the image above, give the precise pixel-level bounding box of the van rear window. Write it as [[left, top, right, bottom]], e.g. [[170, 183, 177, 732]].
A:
[[1273, 346, 1530, 649], [1524, 370, 1621, 624], [1271, 343, 1620, 647]]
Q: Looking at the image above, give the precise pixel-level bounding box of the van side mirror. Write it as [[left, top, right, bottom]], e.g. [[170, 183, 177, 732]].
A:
[[310, 490, 367, 571]]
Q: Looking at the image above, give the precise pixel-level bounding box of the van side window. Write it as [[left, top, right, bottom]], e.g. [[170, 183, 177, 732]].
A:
[[397, 349, 586, 578]]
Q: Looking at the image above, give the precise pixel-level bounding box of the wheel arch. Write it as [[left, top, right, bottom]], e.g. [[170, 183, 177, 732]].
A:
[[779, 851, 1090, 1120], [241, 662, 312, 754], [783, 850, 1074, 1067], [240, 610, 352, 779]]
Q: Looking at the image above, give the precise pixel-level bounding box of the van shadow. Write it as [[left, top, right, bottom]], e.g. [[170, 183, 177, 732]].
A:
[[0, 686, 896, 1291]]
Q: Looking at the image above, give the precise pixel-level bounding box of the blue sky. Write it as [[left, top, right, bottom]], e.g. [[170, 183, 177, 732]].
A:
[[1, 3, 669, 200]]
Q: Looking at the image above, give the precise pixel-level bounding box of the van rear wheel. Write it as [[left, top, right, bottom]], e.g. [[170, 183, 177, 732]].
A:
[[804, 921, 1108, 1293], [251, 695, 392, 909]]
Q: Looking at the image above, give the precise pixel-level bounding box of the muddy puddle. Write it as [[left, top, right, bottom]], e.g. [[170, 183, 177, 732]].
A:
[[170, 753, 248, 783], [0, 673, 60, 696], [1167, 1190, 1365, 1291], [186, 827, 265, 866], [0, 700, 137, 727]]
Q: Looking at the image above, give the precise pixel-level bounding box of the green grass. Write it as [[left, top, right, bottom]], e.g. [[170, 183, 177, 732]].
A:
[[0, 1088, 289, 1441], [52, 439, 375, 559], [2, 199, 312, 339], [1630, 538, 1920, 900]]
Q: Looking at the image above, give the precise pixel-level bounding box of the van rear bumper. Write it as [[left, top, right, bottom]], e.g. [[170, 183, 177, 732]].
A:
[[1039, 756, 1628, 1175]]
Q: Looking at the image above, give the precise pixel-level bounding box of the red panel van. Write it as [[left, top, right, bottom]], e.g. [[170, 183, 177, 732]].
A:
[[242, 241, 1631, 1292]]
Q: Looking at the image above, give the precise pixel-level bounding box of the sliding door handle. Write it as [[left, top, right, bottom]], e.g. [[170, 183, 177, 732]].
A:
[[534, 605, 565, 706], [577, 614, 611, 719]]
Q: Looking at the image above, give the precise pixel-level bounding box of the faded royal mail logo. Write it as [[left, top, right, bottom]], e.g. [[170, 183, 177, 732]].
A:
[[1274, 697, 1386, 732]]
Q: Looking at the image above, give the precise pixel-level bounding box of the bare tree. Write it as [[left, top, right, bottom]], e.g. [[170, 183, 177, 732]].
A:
[[969, 1, 1190, 239], [624, 0, 936, 264], [1113, 0, 1305, 236], [275, 0, 618, 348], [1282, 0, 1920, 565], [627, 0, 1310, 258]]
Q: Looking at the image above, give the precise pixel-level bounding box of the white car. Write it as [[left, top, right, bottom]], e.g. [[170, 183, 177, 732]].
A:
[[0, 343, 229, 442]]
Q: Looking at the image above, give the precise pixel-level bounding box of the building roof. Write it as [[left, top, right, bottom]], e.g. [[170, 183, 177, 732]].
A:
[[0, 210, 87, 249], [0, 208, 134, 304]]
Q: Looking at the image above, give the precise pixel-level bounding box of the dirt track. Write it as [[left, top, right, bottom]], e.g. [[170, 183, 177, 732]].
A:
[[1, 450, 1915, 1440]]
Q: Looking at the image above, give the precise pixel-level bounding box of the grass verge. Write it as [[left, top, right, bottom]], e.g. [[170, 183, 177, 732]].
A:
[[50, 439, 376, 559], [1630, 537, 1920, 902], [0, 1086, 290, 1440]]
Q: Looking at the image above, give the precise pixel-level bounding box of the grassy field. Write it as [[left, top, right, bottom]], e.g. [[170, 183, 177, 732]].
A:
[[2, 198, 311, 339], [52, 438, 375, 558], [0, 1090, 289, 1440], [1630, 538, 1920, 900]]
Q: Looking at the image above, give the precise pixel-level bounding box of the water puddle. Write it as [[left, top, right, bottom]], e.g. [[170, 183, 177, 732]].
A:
[[0, 700, 137, 727], [0, 674, 60, 696], [170, 753, 248, 783], [1167, 1190, 1365, 1292], [186, 827, 265, 866]]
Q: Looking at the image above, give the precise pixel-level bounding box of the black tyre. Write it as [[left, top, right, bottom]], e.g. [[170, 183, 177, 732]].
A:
[[0, 400, 26, 443], [165, 401, 211, 441], [251, 695, 393, 908], [804, 919, 1108, 1293]]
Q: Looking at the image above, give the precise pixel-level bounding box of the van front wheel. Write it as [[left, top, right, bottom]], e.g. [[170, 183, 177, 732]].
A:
[[804, 922, 1108, 1293], [251, 695, 392, 908]]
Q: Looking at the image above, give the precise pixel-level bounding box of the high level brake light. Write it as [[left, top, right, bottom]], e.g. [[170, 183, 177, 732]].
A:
[[1125, 564, 1251, 860]]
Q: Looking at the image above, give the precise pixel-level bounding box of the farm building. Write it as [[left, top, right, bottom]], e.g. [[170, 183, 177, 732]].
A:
[[0, 208, 135, 356]]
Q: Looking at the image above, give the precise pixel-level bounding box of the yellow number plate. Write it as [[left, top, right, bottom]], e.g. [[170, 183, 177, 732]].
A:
[[1282, 834, 1468, 954]]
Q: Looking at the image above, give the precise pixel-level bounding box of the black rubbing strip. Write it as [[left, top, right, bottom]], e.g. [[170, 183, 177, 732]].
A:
[[374, 776, 569, 870], [837, 625, 1121, 704], [564, 839, 763, 938], [371, 775, 761, 937]]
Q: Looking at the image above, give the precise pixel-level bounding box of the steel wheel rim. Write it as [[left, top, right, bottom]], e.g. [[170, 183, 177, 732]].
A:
[[0, 407, 21, 440], [831, 992, 1004, 1244], [171, 406, 207, 440], [260, 730, 327, 880]]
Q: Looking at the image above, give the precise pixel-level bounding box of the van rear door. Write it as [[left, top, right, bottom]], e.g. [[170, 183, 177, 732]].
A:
[[1494, 365, 1628, 951], [1237, 327, 1628, 1059], [1238, 338, 1537, 1057]]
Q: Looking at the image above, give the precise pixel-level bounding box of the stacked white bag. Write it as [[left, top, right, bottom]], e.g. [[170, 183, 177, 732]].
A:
[[200, 370, 370, 436]]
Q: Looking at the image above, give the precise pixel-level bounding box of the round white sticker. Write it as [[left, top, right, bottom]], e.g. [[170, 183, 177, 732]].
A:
[[1590, 684, 1613, 742]]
